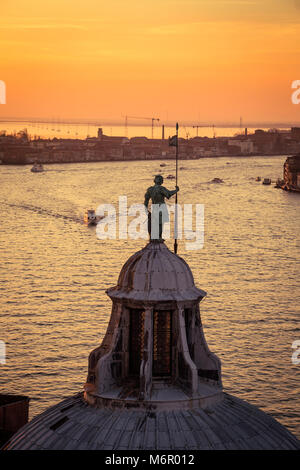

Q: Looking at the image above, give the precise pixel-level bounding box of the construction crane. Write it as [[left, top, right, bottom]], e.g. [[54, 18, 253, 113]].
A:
[[212, 124, 216, 139], [192, 125, 202, 137], [124, 115, 160, 139], [183, 126, 190, 140]]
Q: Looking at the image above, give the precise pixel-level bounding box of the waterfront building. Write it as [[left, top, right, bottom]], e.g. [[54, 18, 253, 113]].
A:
[[291, 127, 300, 141], [283, 153, 300, 191], [227, 138, 254, 155]]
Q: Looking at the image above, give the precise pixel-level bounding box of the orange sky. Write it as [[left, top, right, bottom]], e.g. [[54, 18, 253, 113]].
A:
[[1, 0, 300, 124]]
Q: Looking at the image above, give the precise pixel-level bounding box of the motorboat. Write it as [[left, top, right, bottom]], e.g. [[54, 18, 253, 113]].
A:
[[31, 163, 44, 173], [84, 209, 99, 226], [262, 178, 272, 185]]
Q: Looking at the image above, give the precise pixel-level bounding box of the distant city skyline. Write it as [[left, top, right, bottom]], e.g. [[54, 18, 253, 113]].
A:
[[1, 116, 300, 128], [0, 0, 300, 123]]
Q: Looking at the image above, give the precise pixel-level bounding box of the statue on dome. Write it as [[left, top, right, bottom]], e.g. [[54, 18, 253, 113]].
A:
[[144, 174, 179, 239]]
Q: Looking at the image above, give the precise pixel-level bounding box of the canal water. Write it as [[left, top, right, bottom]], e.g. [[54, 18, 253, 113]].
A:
[[0, 155, 299, 438]]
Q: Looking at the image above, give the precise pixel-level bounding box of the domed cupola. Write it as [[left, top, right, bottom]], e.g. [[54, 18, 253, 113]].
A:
[[85, 240, 222, 405], [108, 241, 206, 302]]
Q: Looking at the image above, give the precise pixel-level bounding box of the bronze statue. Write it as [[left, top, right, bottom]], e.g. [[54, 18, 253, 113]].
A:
[[144, 175, 179, 239]]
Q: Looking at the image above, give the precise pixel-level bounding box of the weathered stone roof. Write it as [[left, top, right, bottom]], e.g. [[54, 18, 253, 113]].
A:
[[3, 392, 299, 450], [107, 241, 206, 303]]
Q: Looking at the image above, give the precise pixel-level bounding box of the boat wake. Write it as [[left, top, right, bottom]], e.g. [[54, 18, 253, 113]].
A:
[[0, 200, 82, 224]]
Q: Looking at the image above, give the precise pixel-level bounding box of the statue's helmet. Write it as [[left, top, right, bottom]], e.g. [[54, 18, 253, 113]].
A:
[[154, 174, 163, 184]]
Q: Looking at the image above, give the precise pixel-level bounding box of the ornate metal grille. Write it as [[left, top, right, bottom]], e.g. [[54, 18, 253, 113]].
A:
[[153, 310, 172, 377], [129, 309, 145, 376]]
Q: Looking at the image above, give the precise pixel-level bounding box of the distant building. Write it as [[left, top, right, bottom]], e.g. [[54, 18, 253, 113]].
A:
[[283, 153, 300, 191], [0, 126, 299, 164], [130, 136, 149, 144], [291, 127, 300, 141], [250, 129, 282, 154], [0, 395, 29, 447], [228, 138, 254, 155], [97, 128, 103, 140]]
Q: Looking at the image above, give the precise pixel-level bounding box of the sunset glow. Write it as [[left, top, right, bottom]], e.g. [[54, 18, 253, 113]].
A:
[[1, 0, 300, 123]]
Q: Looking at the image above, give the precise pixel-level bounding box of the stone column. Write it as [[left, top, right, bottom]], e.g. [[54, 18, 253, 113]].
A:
[[121, 306, 130, 379], [139, 307, 153, 400], [86, 301, 123, 385], [95, 302, 124, 394], [193, 304, 222, 387], [176, 305, 198, 396]]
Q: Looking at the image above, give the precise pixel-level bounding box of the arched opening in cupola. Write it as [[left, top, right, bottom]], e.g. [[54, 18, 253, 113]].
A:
[[129, 309, 145, 376], [153, 310, 173, 377], [128, 308, 173, 378]]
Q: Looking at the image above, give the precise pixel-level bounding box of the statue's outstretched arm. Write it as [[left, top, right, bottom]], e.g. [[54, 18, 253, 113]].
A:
[[161, 186, 179, 199]]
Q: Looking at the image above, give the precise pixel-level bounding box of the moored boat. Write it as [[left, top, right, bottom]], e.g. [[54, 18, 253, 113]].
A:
[[275, 178, 284, 188], [262, 178, 271, 185]]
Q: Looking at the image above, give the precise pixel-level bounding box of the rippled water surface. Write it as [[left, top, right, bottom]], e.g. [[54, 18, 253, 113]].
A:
[[0, 156, 299, 438]]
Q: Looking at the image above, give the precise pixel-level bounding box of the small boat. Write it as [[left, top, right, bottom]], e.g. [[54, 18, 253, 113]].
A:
[[211, 177, 224, 184], [256, 177, 261, 182], [262, 178, 272, 185], [31, 163, 44, 173], [84, 209, 100, 226], [274, 178, 284, 188], [160, 163, 166, 167], [166, 174, 175, 179]]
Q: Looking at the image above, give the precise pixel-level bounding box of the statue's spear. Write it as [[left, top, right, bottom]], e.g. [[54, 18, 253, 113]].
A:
[[174, 122, 179, 254], [169, 122, 179, 253]]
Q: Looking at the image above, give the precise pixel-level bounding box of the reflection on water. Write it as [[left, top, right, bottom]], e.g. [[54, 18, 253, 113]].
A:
[[0, 156, 299, 438]]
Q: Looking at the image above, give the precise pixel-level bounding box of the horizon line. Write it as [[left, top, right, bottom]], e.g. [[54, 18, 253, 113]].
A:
[[1, 116, 300, 129]]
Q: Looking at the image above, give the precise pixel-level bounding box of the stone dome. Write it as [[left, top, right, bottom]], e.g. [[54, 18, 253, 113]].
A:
[[107, 241, 206, 302], [3, 392, 300, 450], [3, 240, 300, 451]]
